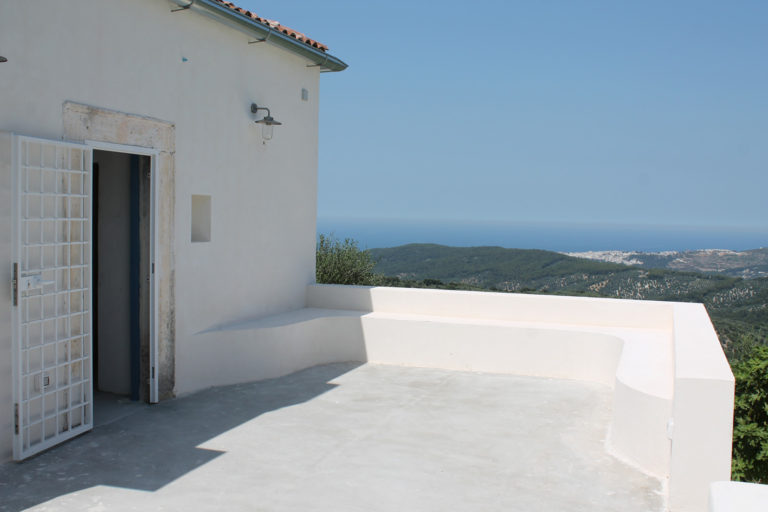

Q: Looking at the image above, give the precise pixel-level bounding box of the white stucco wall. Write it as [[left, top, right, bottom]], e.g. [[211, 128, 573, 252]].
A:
[[0, 0, 322, 460], [709, 481, 768, 512], [670, 304, 736, 512]]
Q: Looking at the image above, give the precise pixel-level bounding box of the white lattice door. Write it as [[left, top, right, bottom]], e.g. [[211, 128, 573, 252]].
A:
[[12, 136, 94, 460]]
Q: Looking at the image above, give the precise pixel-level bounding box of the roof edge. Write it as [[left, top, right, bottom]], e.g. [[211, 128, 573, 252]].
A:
[[170, 0, 348, 72]]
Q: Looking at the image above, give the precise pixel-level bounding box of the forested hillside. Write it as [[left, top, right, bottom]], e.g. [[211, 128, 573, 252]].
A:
[[371, 244, 768, 361]]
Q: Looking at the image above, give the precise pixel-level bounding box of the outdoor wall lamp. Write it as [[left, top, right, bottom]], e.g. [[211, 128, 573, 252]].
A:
[[250, 103, 282, 141]]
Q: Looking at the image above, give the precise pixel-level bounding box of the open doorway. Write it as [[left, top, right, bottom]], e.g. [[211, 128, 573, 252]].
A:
[[92, 150, 152, 417]]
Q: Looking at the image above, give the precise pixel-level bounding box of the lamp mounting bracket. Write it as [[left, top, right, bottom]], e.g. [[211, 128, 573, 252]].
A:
[[250, 104, 271, 117]]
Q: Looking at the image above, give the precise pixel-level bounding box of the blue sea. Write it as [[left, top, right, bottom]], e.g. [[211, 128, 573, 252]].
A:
[[317, 218, 768, 253]]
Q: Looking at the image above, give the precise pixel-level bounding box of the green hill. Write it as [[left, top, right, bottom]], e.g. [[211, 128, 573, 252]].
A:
[[370, 244, 768, 361], [371, 244, 628, 289]]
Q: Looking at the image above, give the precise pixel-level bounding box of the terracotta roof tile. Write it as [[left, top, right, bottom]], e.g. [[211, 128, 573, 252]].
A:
[[212, 0, 329, 52]]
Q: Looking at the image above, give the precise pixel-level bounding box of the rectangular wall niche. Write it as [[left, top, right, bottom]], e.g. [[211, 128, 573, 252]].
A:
[[191, 194, 212, 242]]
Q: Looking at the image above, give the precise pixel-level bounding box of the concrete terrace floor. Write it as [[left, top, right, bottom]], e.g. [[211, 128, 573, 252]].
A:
[[0, 363, 663, 512]]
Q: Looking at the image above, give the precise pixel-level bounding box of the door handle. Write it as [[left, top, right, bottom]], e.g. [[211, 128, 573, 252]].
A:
[[12, 263, 18, 306], [13, 265, 56, 305]]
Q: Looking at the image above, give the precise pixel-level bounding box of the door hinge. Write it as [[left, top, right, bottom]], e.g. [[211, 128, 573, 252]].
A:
[[14, 403, 19, 435], [12, 263, 18, 306], [151, 366, 155, 379], [151, 263, 155, 274]]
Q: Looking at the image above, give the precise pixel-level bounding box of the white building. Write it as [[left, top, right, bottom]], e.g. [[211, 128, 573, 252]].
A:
[[0, 0, 345, 461], [0, 2, 752, 511]]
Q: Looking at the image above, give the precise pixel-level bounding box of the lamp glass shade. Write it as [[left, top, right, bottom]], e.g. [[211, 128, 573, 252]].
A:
[[262, 123, 274, 141], [255, 115, 281, 140]]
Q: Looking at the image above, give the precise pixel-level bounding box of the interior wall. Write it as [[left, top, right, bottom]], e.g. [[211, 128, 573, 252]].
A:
[[138, 155, 151, 402], [94, 150, 131, 395]]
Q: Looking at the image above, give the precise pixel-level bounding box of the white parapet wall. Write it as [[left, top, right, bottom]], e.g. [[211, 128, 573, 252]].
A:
[[190, 284, 734, 512], [307, 284, 734, 512], [670, 304, 737, 511], [306, 285, 677, 476], [709, 481, 768, 512]]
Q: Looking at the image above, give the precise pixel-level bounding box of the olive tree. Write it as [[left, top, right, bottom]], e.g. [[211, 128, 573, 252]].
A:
[[316, 234, 379, 285]]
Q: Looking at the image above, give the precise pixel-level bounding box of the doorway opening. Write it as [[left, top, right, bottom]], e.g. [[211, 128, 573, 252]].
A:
[[92, 150, 152, 413]]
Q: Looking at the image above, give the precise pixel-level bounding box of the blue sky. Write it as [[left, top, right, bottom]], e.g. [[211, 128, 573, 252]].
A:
[[240, 1, 767, 230]]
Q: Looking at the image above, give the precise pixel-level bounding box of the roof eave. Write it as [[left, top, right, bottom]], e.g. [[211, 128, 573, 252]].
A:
[[171, 0, 348, 72]]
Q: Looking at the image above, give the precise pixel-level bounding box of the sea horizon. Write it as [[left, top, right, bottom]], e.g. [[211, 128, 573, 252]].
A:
[[317, 218, 768, 253]]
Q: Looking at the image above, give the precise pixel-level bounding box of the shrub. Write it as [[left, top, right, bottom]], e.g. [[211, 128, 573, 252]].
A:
[[732, 345, 768, 483], [316, 234, 379, 286]]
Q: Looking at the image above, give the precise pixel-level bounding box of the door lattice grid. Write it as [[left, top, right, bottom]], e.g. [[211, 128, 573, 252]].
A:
[[14, 137, 93, 459]]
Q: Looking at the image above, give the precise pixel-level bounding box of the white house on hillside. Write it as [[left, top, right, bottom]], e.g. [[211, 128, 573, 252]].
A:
[[0, 0, 346, 462], [0, 2, 752, 511]]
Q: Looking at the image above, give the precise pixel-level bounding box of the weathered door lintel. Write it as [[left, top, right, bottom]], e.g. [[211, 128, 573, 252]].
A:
[[63, 102, 176, 401]]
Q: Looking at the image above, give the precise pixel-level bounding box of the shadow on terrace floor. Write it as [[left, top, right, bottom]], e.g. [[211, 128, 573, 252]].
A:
[[0, 362, 361, 512]]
